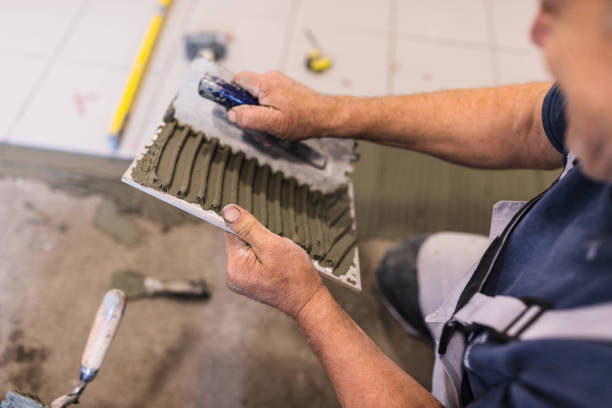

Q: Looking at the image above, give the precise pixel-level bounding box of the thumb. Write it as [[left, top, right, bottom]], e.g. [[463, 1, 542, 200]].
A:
[[228, 105, 286, 137], [222, 204, 273, 252]]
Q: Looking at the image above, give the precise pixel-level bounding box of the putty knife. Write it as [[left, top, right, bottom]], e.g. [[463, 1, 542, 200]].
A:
[[110, 270, 209, 300]]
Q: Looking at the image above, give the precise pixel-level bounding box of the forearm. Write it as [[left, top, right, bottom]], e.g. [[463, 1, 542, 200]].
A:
[[327, 82, 561, 169], [297, 287, 442, 408]]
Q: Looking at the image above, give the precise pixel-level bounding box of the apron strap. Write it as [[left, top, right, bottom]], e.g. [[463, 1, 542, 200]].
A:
[[452, 293, 612, 343]]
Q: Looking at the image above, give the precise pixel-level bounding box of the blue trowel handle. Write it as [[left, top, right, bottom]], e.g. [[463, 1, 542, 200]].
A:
[[197, 73, 328, 170], [198, 73, 259, 109]]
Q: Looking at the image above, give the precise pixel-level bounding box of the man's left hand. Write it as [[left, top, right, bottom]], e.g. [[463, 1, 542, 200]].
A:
[[222, 204, 324, 319]]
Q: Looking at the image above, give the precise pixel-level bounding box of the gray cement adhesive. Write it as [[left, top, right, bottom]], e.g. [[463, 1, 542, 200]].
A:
[[92, 201, 143, 247], [132, 121, 358, 277]]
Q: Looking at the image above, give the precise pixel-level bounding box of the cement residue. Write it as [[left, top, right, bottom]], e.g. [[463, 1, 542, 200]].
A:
[[237, 158, 256, 213], [203, 145, 230, 211], [267, 171, 283, 235], [132, 121, 357, 276], [0, 144, 196, 230], [221, 151, 244, 209], [185, 138, 218, 203], [92, 201, 142, 247], [110, 270, 147, 299], [0, 328, 49, 398], [252, 164, 270, 226]]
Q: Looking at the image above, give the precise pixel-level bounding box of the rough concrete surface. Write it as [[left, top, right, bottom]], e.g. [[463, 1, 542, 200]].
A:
[[0, 178, 433, 408]]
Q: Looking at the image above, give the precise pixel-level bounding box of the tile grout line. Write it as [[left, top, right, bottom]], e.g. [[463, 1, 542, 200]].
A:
[[0, 49, 52, 62], [3, 0, 93, 143], [279, 0, 302, 72], [484, 0, 502, 85], [496, 46, 538, 55], [394, 31, 492, 51]]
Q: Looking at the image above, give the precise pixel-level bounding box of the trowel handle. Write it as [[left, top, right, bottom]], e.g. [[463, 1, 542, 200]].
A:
[[79, 289, 127, 382], [198, 73, 259, 109]]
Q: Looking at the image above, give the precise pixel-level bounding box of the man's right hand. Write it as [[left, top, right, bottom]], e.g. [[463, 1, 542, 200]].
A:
[[227, 71, 341, 141]]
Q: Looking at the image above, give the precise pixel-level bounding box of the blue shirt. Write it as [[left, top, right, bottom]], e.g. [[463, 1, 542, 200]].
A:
[[464, 85, 612, 407]]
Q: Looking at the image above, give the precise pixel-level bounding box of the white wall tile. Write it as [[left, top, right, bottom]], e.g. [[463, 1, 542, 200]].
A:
[[497, 51, 551, 85], [58, 0, 155, 69], [297, 0, 390, 32], [393, 38, 495, 94], [285, 26, 389, 96], [0, 55, 47, 140], [192, 0, 293, 22], [182, 4, 290, 73], [10, 62, 125, 156], [396, 0, 489, 45], [491, 0, 540, 53], [0, 0, 85, 58]]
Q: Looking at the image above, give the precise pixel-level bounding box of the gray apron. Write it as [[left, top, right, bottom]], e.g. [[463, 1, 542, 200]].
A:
[[426, 154, 612, 407]]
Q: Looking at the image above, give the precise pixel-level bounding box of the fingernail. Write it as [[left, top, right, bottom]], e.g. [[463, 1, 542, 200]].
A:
[[227, 109, 236, 123], [222, 205, 241, 223]]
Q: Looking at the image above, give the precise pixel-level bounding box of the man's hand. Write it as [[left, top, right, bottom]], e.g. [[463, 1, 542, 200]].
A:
[[222, 204, 324, 318], [222, 204, 441, 408], [227, 71, 340, 141]]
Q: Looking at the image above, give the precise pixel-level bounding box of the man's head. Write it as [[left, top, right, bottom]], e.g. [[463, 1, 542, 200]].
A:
[[532, 0, 612, 182]]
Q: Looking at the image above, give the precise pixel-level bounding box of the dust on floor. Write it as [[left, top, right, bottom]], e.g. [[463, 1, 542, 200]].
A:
[[0, 178, 432, 408]]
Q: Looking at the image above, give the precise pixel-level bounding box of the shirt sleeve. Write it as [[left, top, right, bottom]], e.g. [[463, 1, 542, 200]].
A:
[[541, 84, 568, 155]]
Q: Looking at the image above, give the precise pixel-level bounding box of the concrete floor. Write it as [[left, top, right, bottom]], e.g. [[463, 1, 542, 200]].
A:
[[0, 178, 433, 407]]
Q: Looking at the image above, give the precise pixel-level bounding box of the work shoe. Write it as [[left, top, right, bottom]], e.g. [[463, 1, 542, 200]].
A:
[[375, 235, 433, 343]]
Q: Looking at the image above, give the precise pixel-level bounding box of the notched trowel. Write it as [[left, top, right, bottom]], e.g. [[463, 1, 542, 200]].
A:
[[122, 58, 361, 291], [198, 73, 327, 170]]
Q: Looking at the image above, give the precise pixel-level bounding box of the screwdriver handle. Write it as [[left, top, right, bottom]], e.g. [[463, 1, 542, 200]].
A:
[[79, 289, 127, 382]]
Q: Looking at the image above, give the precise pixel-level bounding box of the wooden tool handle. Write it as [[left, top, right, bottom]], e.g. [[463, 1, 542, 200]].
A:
[[79, 289, 127, 382]]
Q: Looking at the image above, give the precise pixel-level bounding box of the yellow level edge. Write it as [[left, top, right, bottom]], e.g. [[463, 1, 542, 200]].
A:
[[108, 0, 173, 139]]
